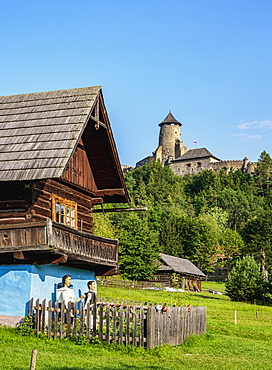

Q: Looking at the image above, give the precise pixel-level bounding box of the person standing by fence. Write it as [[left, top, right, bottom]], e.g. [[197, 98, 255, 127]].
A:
[[76, 280, 96, 329], [83, 281, 96, 309]]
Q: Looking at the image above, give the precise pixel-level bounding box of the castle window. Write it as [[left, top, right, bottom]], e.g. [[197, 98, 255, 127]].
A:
[[196, 162, 202, 167], [52, 195, 77, 229], [186, 163, 191, 168]]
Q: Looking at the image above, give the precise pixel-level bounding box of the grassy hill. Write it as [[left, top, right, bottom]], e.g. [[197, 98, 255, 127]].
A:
[[0, 282, 271, 370]]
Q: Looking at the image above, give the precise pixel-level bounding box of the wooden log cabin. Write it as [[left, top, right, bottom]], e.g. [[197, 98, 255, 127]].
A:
[[0, 87, 129, 323], [152, 254, 206, 291]]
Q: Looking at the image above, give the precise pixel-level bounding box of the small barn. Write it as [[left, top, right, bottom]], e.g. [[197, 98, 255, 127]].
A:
[[0, 86, 129, 324], [153, 253, 206, 291]]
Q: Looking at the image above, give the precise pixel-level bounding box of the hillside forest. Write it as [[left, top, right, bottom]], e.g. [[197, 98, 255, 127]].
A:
[[93, 150, 272, 281]]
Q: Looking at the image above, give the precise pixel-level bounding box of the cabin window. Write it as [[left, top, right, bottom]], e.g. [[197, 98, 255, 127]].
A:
[[52, 195, 77, 229], [186, 163, 191, 168]]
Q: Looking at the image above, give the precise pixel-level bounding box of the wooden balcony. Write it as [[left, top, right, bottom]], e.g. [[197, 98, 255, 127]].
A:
[[0, 219, 118, 275]]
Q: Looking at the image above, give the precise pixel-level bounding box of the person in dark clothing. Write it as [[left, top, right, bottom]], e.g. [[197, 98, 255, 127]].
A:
[[83, 280, 96, 309]]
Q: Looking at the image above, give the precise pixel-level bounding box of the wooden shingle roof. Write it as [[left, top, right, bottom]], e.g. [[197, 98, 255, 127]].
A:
[[0, 86, 101, 181], [158, 253, 206, 277]]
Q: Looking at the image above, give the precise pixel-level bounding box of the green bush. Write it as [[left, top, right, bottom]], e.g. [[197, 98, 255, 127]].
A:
[[225, 255, 268, 304]]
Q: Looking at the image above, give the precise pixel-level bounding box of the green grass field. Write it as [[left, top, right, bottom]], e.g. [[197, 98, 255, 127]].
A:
[[1, 281, 272, 370]]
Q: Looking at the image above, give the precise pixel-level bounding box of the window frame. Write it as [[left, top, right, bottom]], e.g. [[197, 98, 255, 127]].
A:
[[51, 194, 78, 229]]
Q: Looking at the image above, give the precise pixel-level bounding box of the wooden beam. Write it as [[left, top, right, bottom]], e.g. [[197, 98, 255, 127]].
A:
[[95, 189, 125, 197], [92, 197, 104, 205], [50, 255, 68, 264], [93, 207, 148, 213], [90, 115, 107, 129], [13, 251, 25, 260]]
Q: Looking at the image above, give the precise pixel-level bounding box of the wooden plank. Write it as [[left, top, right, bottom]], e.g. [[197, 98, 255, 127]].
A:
[[93, 302, 97, 337], [125, 306, 130, 346], [72, 306, 78, 337], [0, 221, 47, 230], [118, 305, 123, 345], [99, 303, 104, 341], [146, 307, 153, 349], [132, 306, 137, 346], [139, 307, 144, 347], [54, 300, 59, 339], [79, 302, 84, 335], [60, 301, 65, 339], [41, 299, 46, 332], [34, 299, 40, 335], [47, 300, 52, 338], [112, 305, 117, 343], [105, 304, 110, 343], [85, 302, 90, 339]]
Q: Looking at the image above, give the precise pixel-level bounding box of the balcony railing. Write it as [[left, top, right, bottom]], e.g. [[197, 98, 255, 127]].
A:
[[0, 219, 118, 270]]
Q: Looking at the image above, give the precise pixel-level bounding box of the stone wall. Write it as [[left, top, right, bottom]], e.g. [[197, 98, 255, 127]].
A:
[[170, 158, 256, 176]]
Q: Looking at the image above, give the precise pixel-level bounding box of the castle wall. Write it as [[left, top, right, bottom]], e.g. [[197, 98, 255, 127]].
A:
[[170, 157, 220, 176], [170, 158, 256, 176]]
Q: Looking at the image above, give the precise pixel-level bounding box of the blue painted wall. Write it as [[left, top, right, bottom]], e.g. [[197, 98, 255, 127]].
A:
[[0, 265, 95, 316]]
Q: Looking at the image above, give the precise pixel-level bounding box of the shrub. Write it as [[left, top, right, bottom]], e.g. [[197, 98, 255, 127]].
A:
[[225, 255, 268, 304]]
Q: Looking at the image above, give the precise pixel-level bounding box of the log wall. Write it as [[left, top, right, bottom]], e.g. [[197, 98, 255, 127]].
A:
[[0, 179, 95, 233]]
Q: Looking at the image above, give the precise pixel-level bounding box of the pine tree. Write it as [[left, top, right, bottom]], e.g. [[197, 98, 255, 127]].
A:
[[225, 256, 266, 303]]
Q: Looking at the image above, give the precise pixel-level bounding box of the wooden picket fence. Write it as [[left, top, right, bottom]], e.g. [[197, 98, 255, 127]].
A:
[[27, 298, 206, 349]]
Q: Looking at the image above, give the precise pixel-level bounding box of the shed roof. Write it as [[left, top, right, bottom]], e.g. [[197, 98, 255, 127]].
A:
[[158, 253, 205, 277], [0, 87, 101, 181], [172, 147, 220, 162]]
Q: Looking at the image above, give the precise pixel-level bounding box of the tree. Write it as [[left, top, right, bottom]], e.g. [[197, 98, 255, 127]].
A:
[[225, 255, 267, 303], [216, 228, 245, 269], [254, 150, 272, 196], [117, 213, 160, 280], [92, 213, 117, 239], [242, 210, 272, 277]]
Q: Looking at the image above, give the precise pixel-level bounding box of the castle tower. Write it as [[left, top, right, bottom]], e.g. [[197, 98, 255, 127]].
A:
[[154, 112, 187, 164]]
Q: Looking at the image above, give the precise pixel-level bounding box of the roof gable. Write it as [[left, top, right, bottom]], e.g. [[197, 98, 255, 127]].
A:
[[159, 253, 205, 277], [159, 112, 181, 127], [172, 147, 220, 162], [0, 86, 129, 203]]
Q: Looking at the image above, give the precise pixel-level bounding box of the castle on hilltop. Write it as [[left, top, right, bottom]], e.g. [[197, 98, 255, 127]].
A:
[[134, 112, 256, 176]]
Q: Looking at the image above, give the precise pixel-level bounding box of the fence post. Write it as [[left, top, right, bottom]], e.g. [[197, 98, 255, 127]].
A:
[[30, 349, 38, 370], [41, 299, 46, 332], [125, 306, 130, 346], [146, 306, 154, 349], [118, 305, 124, 345], [79, 302, 84, 335], [139, 306, 145, 347], [93, 302, 97, 337], [34, 299, 40, 336], [47, 300, 52, 338], [105, 303, 111, 343], [54, 300, 59, 339], [112, 304, 117, 343], [99, 303, 104, 341], [60, 301, 65, 339], [132, 305, 137, 346]]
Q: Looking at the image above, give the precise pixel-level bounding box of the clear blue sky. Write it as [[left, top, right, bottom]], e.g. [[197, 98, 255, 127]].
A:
[[1, 0, 272, 166]]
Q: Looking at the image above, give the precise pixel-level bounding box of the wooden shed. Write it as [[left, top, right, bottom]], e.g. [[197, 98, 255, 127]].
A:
[[153, 253, 206, 291], [0, 86, 129, 276]]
